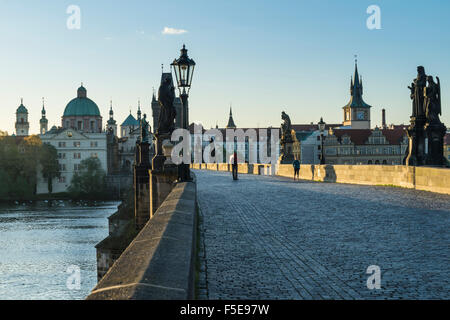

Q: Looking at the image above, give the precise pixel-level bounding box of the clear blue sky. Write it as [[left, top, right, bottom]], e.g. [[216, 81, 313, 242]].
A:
[[0, 0, 449, 134]]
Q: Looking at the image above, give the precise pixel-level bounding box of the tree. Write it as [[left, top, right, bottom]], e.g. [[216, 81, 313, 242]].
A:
[[39, 143, 60, 194], [69, 157, 107, 198], [0, 136, 60, 200]]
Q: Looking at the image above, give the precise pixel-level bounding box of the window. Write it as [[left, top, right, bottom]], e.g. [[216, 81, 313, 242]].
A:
[[58, 142, 66, 148], [73, 141, 80, 148], [91, 121, 95, 132], [58, 176, 66, 183], [77, 121, 82, 130], [91, 153, 98, 158], [74, 164, 81, 171], [59, 164, 66, 171], [90, 141, 98, 147], [73, 153, 81, 159]]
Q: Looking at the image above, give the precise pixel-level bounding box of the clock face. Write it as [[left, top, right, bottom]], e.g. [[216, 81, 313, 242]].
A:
[[357, 111, 365, 120]]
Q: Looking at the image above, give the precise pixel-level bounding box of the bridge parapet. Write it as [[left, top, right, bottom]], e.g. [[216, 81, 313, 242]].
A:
[[192, 163, 450, 195], [87, 179, 198, 300]]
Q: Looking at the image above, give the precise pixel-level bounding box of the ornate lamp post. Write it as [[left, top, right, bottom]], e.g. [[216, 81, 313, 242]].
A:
[[171, 44, 196, 180], [318, 117, 326, 165]]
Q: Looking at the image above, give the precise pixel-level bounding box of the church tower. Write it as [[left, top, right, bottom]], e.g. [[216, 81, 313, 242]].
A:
[[137, 100, 142, 123], [15, 98, 29, 136], [342, 60, 372, 129], [107, 100, 117, 136], [40, 98, 48, 135], [226, 107, 237, 129]]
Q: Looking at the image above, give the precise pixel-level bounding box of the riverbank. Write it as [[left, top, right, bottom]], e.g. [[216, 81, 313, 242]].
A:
[[0, 192, 123, 204]]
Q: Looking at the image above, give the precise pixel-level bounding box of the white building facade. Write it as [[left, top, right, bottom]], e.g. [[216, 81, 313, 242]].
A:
[[36, 85, 108, 194], [37, 129, 107, 194]]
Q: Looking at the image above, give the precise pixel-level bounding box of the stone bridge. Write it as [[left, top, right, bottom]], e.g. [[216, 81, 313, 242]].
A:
[[195, 169, 450, 300]]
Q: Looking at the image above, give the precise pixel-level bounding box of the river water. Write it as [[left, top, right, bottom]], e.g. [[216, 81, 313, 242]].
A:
[[0, 201, 119, 300]]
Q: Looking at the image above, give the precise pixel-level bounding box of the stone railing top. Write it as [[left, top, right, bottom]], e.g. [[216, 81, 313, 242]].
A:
[[86, 179, 197, 300]]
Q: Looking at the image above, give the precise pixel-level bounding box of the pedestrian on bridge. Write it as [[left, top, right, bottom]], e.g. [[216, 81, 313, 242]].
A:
[[230, 151, 238, 181], [293, 158, 300, 181]]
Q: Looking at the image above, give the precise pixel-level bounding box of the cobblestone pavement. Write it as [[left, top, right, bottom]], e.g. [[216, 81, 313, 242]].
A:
[[194, 170, 450, 300]]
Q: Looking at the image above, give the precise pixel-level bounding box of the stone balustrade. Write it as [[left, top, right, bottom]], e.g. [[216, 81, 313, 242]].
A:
[[87, 179, 198, 300], [191, 163, 450, 195]]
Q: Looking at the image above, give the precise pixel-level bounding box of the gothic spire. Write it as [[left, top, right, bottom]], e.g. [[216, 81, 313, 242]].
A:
[[226, 106, 236, 129], [137, 100, 142, 121], [343, 58, 372, 110]]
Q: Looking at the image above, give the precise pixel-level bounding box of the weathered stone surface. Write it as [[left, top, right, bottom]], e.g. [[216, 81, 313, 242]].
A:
[[87, 181, 197, 300], [195, 163, 450, 195], [194, 170, 450, 300]]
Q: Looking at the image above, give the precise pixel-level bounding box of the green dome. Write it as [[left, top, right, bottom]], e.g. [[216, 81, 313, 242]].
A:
[[63, 85, 101, 117], [63, 97, 101, 117], [16, 99, 28, 114], [17, 104, 28, 114]]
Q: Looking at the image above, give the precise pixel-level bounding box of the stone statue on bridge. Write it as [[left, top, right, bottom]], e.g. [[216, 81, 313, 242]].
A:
[[279, 111, 294, 164], [281, 111, 292, 142], [424, 76, 442, 125], [408, 66, 427, 118], [157, 76, 177, 135], [406, 66, 446, 167], [140, 114, 150, 144]]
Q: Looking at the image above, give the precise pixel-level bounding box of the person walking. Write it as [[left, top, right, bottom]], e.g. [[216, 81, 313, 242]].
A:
[[230, 151, 238, 180], [292, 158, 300, 181]]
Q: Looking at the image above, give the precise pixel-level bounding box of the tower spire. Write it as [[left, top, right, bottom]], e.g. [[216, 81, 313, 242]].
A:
[[137, 99, 142, 121], [226, 105, 236, 129], [109, 100, 114, 119]]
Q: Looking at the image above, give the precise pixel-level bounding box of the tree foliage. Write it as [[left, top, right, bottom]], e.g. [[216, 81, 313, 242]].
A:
[[68, 157, 107, 199], [0, 135, 59, 200]]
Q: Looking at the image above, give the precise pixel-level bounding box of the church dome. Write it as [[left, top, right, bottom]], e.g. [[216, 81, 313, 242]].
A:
[[63, 85, 101, 117]]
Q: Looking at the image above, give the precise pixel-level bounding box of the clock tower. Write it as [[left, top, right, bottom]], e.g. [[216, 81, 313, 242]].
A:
[[342, 60, 372, 129]]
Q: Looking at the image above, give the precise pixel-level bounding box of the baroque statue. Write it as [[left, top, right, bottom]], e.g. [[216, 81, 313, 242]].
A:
[[281, 111, 292, 142], [424, 76, 442, 124], [157, 76, 177, 135], [279, 111, 295, 164], [408, 66, 427, 118], [140, 114, 150, 143], [405, 66, 446, 167]]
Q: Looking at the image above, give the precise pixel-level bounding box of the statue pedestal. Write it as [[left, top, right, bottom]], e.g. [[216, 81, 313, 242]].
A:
[[150, 164, 178, 218], [279, 140, 294, 164], [425, 122, 447, 166], [152, 133, 172, 172], [149, 133, 178, 218], [134, 142, 151, 231], [405, 116, 427, 166]]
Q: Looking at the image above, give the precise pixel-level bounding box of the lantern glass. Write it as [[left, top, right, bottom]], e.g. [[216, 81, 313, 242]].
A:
[[171, 45, 196, 92]]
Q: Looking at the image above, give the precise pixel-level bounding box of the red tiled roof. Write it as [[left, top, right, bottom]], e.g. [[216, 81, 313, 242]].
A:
[[381, 126, 408, 145], [331, 126, 407, 145], [332, 129, 372, 145]]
